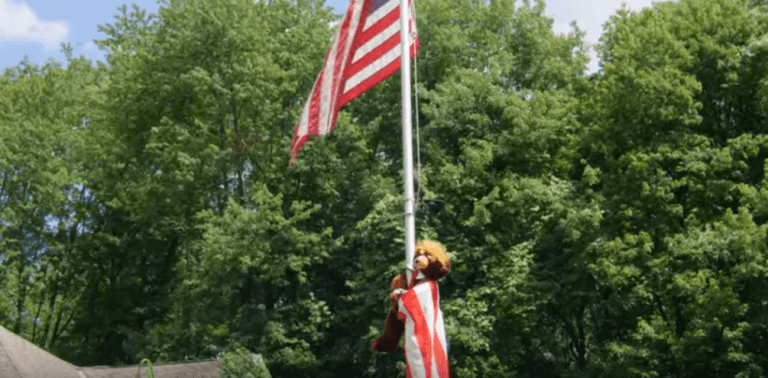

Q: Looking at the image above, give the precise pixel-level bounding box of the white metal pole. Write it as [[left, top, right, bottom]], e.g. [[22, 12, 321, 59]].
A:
[[400, 0, 416, 283]]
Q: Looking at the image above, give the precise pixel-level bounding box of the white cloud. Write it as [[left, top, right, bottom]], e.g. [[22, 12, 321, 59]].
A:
[[78, 40, 105, 62], [0, 0, 69, 51], [82, 40, 97, 51], [543, 0, 673, 72], [546, 0, 664, 40]]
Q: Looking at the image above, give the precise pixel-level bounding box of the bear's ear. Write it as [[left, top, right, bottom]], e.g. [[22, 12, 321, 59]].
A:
[[417, 240, 448, 261], [441, 258, 451, 275], [435, 258, 450, 278]]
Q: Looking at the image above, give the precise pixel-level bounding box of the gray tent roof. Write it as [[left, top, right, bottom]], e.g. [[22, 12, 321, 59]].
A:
[[80, 360, 219, 378], [0, 324, 82, 378], [0, 325, 219, 378]]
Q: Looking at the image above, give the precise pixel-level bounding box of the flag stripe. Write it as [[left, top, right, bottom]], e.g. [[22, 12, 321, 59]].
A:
[[343, 45, 400, 95], [353, 20, 400, 63], [326, 0, 364, 134], [364, 0, 400, 31], [290, 0, 419, 166], [402, 310, 418, 378], [358, 5, 401, 47], [398, 282, 449, 378], [347, 34, 401, 84], [319, 41, 338, 135], [402, 285, 434, 378], [338, 41, 417, 107], [431, 282, 449, 377], [309, 70, 323, 135], [294, 76, 316, 137]]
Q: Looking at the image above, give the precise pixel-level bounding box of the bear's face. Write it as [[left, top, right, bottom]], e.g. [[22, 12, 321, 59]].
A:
[[414, 240, 450, 281]]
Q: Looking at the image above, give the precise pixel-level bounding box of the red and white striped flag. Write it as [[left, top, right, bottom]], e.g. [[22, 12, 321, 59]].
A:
[[290, 0, 419, 166], [398, 281, 450, 378]]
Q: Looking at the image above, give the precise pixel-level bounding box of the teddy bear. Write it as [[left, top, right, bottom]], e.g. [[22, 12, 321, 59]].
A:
[[371, 239, 451, 354]]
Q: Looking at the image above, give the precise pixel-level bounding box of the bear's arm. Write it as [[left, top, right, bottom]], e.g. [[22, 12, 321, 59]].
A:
[[397, 297, 406, 321]]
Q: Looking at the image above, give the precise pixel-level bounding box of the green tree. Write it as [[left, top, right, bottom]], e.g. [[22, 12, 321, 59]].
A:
[[0, 46, 103, 358], [76, 0, 340, 372], [580, 0, 768, 376]]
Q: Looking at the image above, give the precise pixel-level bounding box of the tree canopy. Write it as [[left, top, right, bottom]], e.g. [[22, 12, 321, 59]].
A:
[[2, 0, 768, 377]]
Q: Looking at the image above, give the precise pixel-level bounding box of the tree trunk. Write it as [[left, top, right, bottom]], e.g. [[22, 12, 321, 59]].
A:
[[231, 101, 245, 201], [49, 303, 65, 348], [50, 307, 76, 349], [14, 255, 28, 335], [31, 268, 49, 344], [220, 116, 229, 213], [575, 307, 587, 368], [41, 272, 59, 349]]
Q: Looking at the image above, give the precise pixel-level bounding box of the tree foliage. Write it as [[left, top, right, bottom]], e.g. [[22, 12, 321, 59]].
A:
[[3, 0, 768, 377]]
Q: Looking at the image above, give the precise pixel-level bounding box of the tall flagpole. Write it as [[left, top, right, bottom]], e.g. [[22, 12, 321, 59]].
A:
[[400, 0, 416, 283]]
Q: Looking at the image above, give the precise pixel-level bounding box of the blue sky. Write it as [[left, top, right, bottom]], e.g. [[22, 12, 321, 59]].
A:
[[0, 0, 663, 73]]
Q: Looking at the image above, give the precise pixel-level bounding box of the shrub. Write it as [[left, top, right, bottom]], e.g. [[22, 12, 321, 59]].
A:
[[218, 347, 272, 378]]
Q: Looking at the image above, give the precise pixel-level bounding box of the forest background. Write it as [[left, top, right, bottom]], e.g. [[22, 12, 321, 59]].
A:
[[2, 0, 768, 377]]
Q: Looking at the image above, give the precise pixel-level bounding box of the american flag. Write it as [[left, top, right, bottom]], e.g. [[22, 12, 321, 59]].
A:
[[290, 0, 419, 166], [398, 281, 450, 378]]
